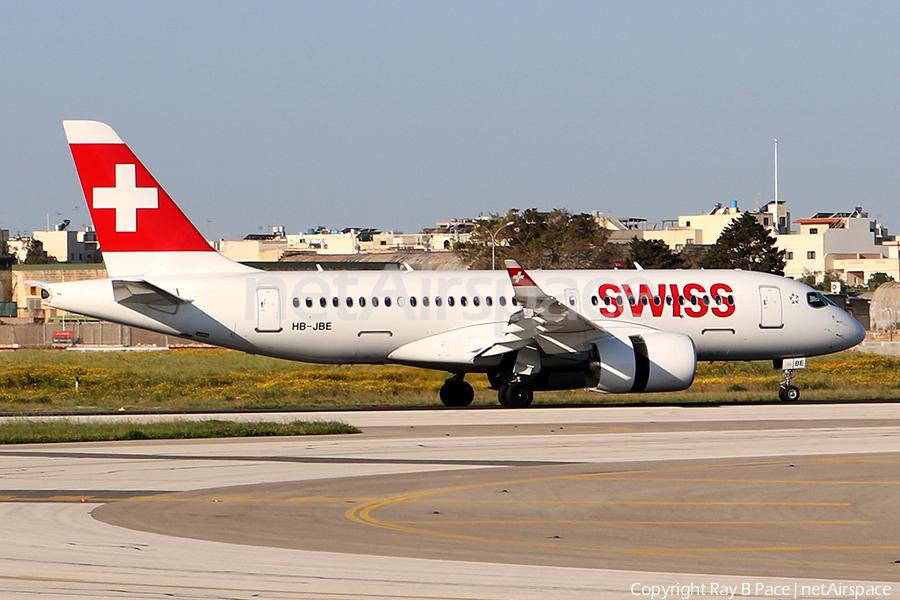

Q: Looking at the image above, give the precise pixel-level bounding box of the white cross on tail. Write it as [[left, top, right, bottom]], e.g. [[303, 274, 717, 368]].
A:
[[92, 164, 158, 232]]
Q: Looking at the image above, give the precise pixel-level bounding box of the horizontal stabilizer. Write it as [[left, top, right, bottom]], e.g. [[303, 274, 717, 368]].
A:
[[112, 279, 192, 307]]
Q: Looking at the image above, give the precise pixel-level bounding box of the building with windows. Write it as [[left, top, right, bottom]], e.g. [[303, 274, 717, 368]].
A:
[[777, 209, 896, 284], [218, 221, 476, 261], [641, 200, 787, 250], [7, 227, 102, 265], [636, 201, 896, 286]]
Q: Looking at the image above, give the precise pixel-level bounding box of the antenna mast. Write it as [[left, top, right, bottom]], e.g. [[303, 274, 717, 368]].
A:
[[774, 138, 778, 205]]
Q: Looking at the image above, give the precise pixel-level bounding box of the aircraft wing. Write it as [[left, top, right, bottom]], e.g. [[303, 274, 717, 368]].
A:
[[479, 260, 607, 362]]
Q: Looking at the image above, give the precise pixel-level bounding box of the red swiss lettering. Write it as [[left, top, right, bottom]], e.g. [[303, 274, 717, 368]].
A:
[[624, 284, 666, 317], [668, 283, 681, 317], [683, 283, 708, 318], [598, 284, 623, 318], [710, 283, 736, 317]]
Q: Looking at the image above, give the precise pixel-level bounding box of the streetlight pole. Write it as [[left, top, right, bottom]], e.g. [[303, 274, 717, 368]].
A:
[[490, 221, 515, 270]]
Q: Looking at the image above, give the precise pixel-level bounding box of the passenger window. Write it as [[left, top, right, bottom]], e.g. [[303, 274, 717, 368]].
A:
[[435, 296, 443, 307], [305, 298, 313, 308], [486, 296, 493, 306], [332, 297, 339, 308], [473, 296, 480, 307], [397, 297, 405, 307], [512, 297, 518, 306], [372, 297, 379, 307], [346, 297, 354, 308], [292, 297, 300, 308], [448, 296, 456, 307], [359, 297, 366, 308], [319, 297, 327, 308], [423, 296, 430, 307], [591, 296, 598, 306], [384, 297, 392, 307], [410, 296, 417, 307], [499, 296, 507, 306], [460, 296, 468, 307]]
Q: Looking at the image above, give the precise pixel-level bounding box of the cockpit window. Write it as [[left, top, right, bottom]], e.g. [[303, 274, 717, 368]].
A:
[[807, 291, 836, 308]]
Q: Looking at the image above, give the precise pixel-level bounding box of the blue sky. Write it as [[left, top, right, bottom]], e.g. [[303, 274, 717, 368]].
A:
[[2, 1, 900, 240]]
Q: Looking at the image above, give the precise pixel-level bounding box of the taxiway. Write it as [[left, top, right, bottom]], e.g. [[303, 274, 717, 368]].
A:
[[1, 403, 899, 598]]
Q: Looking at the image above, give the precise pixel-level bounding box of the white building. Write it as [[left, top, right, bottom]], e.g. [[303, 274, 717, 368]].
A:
[[777, 208, 895, 284], [642, 200, 786, 250], [6, 228, 102, 264], [215, 220, 475, 262], [33, 229, 102, 263]]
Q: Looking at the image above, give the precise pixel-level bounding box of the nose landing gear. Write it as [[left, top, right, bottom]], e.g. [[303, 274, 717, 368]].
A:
[[777, 358, 805, 402]]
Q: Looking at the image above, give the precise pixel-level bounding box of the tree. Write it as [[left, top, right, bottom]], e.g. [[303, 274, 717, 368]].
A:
[[699, 213, 785, 274], [458, 208, 624, 269], [0, 237, 14, 270], [798, 268, 818, 288], [627, 237, 688, 269], [867, 272, 894, 290], [23, 239, 49, 265]]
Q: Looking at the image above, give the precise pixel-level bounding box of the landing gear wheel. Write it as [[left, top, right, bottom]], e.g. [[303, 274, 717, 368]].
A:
[[779, 385, 800, 402], [439, 377, 474, 407], [497, 384, 510, 406], [500, 381, 533, 408], [778, 365, 801, 402]]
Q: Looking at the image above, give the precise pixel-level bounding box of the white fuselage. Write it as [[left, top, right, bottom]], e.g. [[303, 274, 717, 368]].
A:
[[44, 267, 865, 370]]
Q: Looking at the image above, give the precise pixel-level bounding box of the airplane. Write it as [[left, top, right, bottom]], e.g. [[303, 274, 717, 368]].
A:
[[33, 121, 866, 408]]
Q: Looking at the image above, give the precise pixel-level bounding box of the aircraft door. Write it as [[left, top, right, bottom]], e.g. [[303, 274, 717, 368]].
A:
[[758, 285, 783, 329], [256, 287, 282, 332], [564, 288, 580, 313]]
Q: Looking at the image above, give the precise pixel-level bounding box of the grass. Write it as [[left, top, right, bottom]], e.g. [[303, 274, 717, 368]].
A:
[[0, 419, 358, 444], [0, 347, 897, 413]]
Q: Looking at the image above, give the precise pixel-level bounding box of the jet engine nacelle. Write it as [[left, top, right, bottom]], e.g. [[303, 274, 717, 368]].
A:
[[591, 331, 696, 393]]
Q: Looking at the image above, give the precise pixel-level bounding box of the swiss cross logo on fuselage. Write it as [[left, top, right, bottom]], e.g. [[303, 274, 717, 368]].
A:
[[92, 164, 158, 232]]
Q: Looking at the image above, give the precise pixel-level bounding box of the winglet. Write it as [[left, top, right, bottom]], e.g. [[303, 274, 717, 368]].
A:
[[504, 260, 549, 309], [504, 259, 539, 289]]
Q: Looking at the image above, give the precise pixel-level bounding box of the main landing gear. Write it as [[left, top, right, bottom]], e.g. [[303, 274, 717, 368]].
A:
[[439, 374, 474, 407], [498, 378, 534, 408]]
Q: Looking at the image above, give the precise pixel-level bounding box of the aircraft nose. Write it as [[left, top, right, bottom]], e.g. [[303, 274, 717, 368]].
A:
[[839, 313, 867, 349]]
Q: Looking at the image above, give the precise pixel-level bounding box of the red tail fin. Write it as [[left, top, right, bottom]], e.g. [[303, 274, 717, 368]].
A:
[[63, 121, 250, 277], [64, 121, 212, 253]]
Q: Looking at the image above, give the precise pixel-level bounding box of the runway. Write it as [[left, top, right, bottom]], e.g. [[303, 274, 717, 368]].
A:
[[1, 403, 900, 599]]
